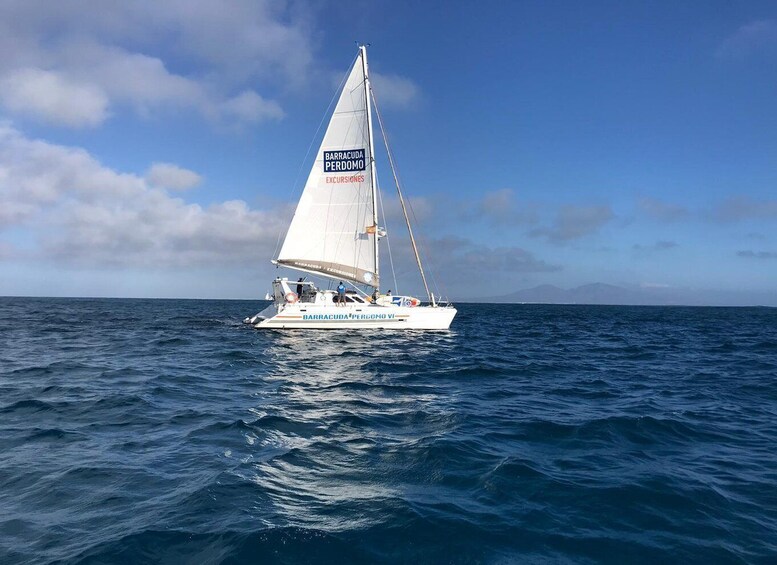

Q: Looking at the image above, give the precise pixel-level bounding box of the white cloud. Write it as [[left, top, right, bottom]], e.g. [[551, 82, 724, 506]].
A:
[[0, 1, 313, 128], [377, 234, 560, 298], [0, 122, 143, 227], [380, 195, 433, 225], [0, 123, 284, 266], [717, 19, 777, 60], [639, 282, 671, 289], [460, 188, 539, 226], [371, 72, 420, 108], [62, 43, 204, 111], [0, 68, 109, 127], [637, 197, 689, 222], [0, 240, 13, 259], [737, 250, 777, 260], [530, 204, 614, 243], [146, 163, 202, 191], [632, 240, 679, 254], [220, 90, 285, 123], [431, 236, 560, 274], [712, 196, 777, 222], [479, 189, 515, 221]]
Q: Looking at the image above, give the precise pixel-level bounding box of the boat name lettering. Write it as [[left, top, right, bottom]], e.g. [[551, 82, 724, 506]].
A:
[[302, 313, 396, 320], [324, 149, 366, 173]]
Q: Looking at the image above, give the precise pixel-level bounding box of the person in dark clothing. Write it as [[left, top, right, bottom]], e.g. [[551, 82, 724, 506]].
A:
[[337, 281, 346, 306], [296, 277, 304, 297]]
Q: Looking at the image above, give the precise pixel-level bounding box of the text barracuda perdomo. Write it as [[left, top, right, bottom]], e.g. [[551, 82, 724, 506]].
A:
[[323, 149, 366, 172]]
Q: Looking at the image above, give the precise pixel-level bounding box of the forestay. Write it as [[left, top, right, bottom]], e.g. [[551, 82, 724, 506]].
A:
[[276, 49, 378, 287]]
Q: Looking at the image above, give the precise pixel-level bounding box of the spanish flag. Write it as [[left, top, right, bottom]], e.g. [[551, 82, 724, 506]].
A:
[[365, 224, 377, 234]]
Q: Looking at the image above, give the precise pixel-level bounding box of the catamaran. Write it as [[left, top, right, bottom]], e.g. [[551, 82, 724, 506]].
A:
[[244, 45, 456, 330]]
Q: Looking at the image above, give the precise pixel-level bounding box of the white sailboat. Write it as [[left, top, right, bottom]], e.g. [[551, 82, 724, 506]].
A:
[[244, 45, 456, 330]]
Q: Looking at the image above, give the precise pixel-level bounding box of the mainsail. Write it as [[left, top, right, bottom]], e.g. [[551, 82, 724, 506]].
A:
[[276, 48, 379, 287]]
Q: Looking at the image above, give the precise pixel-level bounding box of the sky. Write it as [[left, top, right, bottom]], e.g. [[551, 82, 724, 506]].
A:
[[1, 1, 776, 302]]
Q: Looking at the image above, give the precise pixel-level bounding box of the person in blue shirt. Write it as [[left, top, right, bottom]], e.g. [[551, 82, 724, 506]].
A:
[[337, 282, 346, 306]]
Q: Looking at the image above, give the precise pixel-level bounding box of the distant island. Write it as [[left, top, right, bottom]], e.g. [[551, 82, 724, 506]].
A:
[[472, 283, 777, 307]]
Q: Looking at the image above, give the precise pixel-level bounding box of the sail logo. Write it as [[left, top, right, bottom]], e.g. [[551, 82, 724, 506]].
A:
[[323, 149, 366, 173]]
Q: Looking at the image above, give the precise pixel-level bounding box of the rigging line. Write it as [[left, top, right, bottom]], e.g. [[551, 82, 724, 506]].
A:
[[410, 199, 451, 303], [272, 53, 359, 259], [345, 279, 370, 298], [376, 174, 399, 294], [369, 87, 434, 304], [403, 194, 438, 297], [404, 195, 447, 299], [381, 136, 446, 301]]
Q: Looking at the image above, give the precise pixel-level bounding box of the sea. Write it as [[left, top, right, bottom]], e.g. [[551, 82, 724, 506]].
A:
[[1, 297, 775, 564]]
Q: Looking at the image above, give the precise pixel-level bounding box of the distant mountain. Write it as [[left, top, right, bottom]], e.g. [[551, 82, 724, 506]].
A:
[[477, 283, 777, 307]]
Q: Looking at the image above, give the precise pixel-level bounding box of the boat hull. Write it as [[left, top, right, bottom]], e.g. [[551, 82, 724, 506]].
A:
[[251, 303, 456, 330]]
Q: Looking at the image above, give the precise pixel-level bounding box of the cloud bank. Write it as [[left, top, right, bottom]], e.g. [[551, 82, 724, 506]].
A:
[[712, 196, 777, 222], [1, 125, 563, 294], [0, 68, 110, 128], [530, 205, 614, 243], [0, 1, 308, 128], [370, 72, 421, 108], [633, 240, 679, 254], [737, 250, 777, 260], [146, 163, 203, 191], [717, 19, 777, 61], [638, 197, 689, 222], [0, 123, 284, 266]]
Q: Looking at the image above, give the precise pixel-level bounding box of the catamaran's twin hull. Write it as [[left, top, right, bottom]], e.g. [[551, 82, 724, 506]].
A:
[[252, 304, 456, 330]]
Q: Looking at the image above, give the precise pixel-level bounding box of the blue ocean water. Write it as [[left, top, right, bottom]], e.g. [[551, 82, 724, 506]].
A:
[[1, 298, 776, 564]]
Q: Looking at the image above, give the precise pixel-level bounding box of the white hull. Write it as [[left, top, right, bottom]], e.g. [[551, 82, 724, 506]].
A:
[[247, 303, 456, 330]]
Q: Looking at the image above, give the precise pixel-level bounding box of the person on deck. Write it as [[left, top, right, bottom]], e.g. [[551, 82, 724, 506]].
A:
[[386, 290, 392, 296], [372, 289, 379, 302], [296, 277, 304, 297], [337, 282, 346, 306]]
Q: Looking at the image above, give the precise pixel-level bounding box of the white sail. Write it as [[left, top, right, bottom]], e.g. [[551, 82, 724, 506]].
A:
[[277, 49, 378, 287]]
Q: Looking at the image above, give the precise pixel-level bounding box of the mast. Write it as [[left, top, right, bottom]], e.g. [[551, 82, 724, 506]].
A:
[[361, 45, 380, 290], [369, 88, 435, 306]]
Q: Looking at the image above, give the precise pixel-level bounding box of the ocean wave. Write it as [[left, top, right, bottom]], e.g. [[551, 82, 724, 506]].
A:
[[2, 300, 776, 563]]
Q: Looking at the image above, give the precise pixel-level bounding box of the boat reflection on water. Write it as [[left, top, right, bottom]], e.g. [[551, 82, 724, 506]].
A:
[[236, 330, 459, 531], [261, 329, 458, 386]]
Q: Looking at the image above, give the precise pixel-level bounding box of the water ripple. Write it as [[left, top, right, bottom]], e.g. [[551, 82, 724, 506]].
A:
[[0, 298, 775, 563]]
